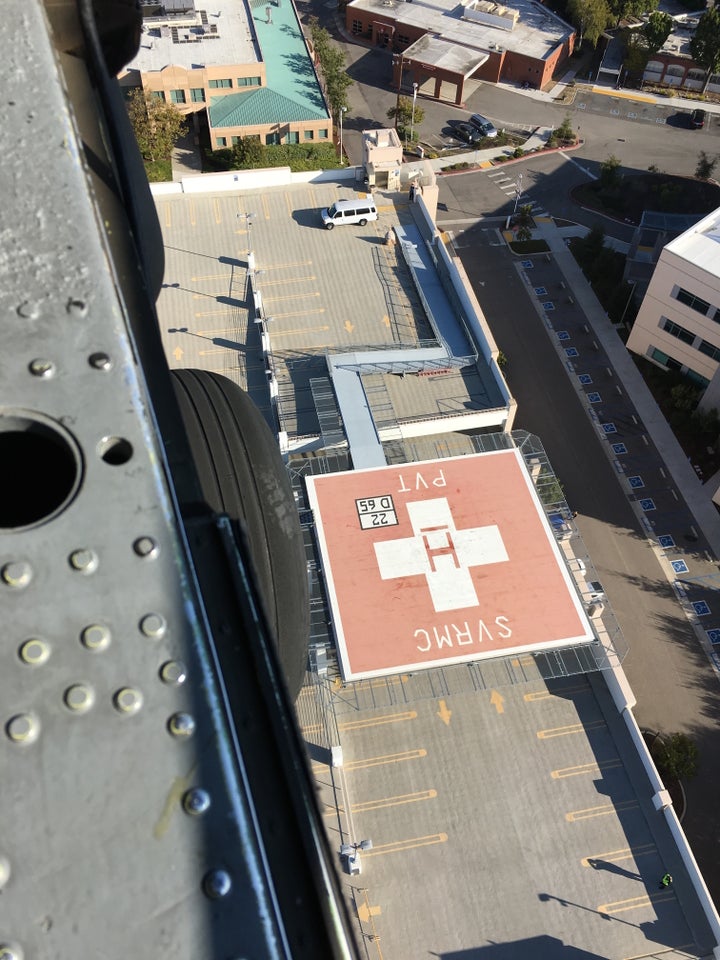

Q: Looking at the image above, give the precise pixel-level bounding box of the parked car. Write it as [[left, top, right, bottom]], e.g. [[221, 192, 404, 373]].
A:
[[690, 108, 706, 129], [453, 121, 482, 145], [468, 113, 498, 139]]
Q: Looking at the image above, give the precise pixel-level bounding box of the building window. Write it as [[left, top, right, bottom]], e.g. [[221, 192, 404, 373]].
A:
[[304, 130, 314, 140], [285, 131, 300, 144], [661, 317, 695, 345], [237, 76, 261, 87], [151, 90, 166, 101], [687, 69, 705, 82], [231, 136, 240, 145], [170, 89, 186, 104], [209, 79, 233, 89], [666, 64, 685, 78], [650, 347, 682, 371], [699, 340, 720, 362], [351, 18, 362, 33], [217, 137, 227, 147], [397, 33, 410, 45], [674, 287, 711, 316], [687, 369, 710, 388], [266, 132, 280, 145], [318, 128, 328, 139], [191, 88, 206, 102]]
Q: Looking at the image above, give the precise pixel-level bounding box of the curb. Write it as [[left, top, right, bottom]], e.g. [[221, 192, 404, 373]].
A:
[[437, 139, 585, 177]]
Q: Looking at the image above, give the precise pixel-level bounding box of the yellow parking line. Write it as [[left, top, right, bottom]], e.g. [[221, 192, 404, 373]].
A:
[[188, 199, 196, 226], [323, 790, 437, 817], [340, 710, 417, 732], [271, 308, 326, 319], [263, 292, 321, 303], [191, 273, 231, 282], [551, 759, 622, 779], [537, 719, 606, 739], [363, 833, 448, 857], [566, 800, 638, 822], [262, 194, 270, 219], [214, 198, 222, 224], [194, 309, 240, 319], [263, 260, 313, 269], [259, 276, 317, 286], [598, 891, 674, 914], [590, 87, 656, 104], [346, 749, 427, 771], [581, 843, 655, 867], [525, 685, 589, 702]]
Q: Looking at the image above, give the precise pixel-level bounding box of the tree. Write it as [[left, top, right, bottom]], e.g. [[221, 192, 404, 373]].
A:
[[696, 150, 718, 180], [567, 0, 614, 47], [623, 36, 650, 77], [642, 10, 673, 54], [387, 96, 425, 139], [608, 0, 657, 23], [308, 18, 353, 117], [127, 88, 184, 163], [230, 136, 265, 168], [690, 6, 720, 93], [555, 114, 576, 142], [599, 153, 622, 187], [653, 732, 699, 781]]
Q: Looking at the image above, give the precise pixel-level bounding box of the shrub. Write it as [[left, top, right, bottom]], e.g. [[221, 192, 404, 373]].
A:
[[653, 733, 699, 781]]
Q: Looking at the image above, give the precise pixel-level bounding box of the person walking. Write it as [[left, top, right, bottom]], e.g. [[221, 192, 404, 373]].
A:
[[659, 872, 673, 889]]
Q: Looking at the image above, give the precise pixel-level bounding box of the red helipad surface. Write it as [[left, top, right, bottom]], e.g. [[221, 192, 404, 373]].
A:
[[305, 450, 595, 680]]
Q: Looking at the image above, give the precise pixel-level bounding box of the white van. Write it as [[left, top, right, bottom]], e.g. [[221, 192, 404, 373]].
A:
[[321, 197, 378, 230]]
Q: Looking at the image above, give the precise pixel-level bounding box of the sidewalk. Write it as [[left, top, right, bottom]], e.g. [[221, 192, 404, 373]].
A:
[[535, 217, 720, 558]]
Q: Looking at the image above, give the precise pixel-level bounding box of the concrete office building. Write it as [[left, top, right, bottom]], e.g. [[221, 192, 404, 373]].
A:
[[121, 0, 332, 151], [627, 207, 720, 413], [345, 0, 575, 105]]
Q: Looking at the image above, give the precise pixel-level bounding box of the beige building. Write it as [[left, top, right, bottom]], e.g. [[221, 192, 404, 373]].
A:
[[627, 207, 720, 410], [120, 0, 332, 151]]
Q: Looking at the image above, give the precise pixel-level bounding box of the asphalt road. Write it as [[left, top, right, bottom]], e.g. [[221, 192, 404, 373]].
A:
[[452, 226, 720, 906]]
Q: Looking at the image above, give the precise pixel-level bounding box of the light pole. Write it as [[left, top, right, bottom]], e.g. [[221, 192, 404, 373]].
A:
[[339, 106, 347, 165], [237, 212, 256, 270], [620, 280, 637, 329], [392, 53, 405, 132], [410, 82, 418, 148], [506, 174, 522, 229]]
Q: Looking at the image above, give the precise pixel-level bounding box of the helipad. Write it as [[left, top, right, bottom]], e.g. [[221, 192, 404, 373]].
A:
[[306, 449, 595, 680]]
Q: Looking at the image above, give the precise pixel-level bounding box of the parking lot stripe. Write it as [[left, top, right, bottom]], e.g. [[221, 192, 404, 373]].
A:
[[362, 833, 448, 857], [598, 891, 674, 915], [566, 800, 639, 822], [324, 790, 437, 816], [537, 719, 606, 738], [271, 308, 326, 319], [340, 710, 417, 732], [551, 759, 622, 779], [581, 844, 655, 867], [345, 749, 427, 770], [525, 685, 589, 702], [258, 276, 317, 286], [263, 291, 321, 303]]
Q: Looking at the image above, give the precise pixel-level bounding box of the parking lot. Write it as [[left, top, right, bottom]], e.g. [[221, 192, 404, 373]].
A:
[[153, 183, 717, 959]]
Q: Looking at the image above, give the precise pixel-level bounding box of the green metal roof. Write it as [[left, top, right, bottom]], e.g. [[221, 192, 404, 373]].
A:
[[209, 0, 329, 129], [210, 86, 327, 128]]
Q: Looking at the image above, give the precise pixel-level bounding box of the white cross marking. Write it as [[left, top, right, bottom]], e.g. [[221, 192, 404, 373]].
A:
[[374, 498, 509, 612]]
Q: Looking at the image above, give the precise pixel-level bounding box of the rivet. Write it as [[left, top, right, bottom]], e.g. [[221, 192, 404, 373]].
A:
[[140, 613, 166, 639], [133, 536, 158, 559], [167, 712, 195, 738], [28, 358, 55, 378], [64, 684, 95, 713], [202, 869, 232, 899], [159, 660, 187, 686], [1, 562, 32, 588], [80, 623, 111, 652], [66, 297, 88, 317], [113, 687, 143, 715], [0, 942, 24, 960], [182, 788, 211, 816], [17, 300, 40, 319], [88, 352, 112, 371], [0, 855, 11, 890], [68, 549, 98, 574], [6, 713, 40, 745], [18, 638, 51, 666]]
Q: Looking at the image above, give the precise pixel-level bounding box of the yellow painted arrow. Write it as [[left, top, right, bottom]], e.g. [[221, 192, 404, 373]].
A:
[[490, 690, 505, 714], [173, 346, 184, 361], [437, 699, 452, 725], [344, 320, 354, 333], [358, 901, 382, 924]]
